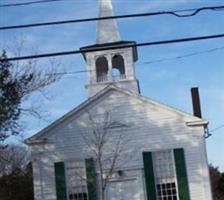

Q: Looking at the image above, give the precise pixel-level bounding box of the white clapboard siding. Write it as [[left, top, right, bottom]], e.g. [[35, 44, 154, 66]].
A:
[[30, 89, 212, 200]]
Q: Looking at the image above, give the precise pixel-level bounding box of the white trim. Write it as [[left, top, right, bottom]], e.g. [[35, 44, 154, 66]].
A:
[[108, 176, 137, 183], [186, 120, 208, 127], [25, 138, 48, 145]]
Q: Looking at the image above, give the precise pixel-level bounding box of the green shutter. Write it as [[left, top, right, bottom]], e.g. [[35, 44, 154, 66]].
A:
[[54, 162, 67, 200], [143, 152, 157, 200], [85, 158, 97, 200], [174, 148, 190, 200]]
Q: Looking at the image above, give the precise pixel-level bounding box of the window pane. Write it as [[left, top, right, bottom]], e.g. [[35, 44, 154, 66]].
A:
[[66, 161, 88, 200], [153, 150, 179, 200]]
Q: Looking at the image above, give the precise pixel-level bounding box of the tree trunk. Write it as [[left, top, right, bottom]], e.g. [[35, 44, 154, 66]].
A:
[[98, 174, 104, 200]]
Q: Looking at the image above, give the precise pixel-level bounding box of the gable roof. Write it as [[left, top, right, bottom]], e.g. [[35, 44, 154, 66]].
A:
[[25, 84, 208, 144]]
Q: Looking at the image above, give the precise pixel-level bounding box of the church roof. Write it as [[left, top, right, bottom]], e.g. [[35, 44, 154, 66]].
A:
[[25, 85, 208, 145], [80, 41, 138, 61]]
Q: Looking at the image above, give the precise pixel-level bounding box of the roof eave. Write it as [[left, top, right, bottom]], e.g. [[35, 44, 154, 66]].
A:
[[24, 138, 48, 145], [186, 120, 209, 127], [80, 41, 138, 61]]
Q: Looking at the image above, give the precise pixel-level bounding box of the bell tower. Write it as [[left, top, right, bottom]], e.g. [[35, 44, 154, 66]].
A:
[[80, 0, 140, 97]]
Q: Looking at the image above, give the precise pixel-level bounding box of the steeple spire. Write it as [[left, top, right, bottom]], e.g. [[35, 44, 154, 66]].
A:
[[96, 0, 121, 44], [80, 0, 139, 97]]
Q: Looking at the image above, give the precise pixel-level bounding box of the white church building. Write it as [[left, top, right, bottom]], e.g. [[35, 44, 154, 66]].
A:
[[25, 0, 213, 200]]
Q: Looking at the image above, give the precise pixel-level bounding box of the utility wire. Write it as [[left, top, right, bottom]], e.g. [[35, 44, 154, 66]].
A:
[[46, 45, 224, 77], [46, 70, 88, 76], [0, 0, 66, 7], [1, 33, 224, 62], [210, 125, 224, 133], [0, 5, 224, 30], [142, 46, 224, 65]]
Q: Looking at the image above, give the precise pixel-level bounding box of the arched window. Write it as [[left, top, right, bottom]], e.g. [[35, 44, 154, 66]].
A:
[[112, 54, 125, 79], [95, 56, 108, 82]]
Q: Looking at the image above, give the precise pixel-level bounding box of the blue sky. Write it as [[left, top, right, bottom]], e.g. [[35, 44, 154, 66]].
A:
[[0, 0, 224, 171]]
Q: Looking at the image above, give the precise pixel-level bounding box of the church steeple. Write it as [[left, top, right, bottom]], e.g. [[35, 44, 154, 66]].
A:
[[80, 0, 140, 97], [96, 0, 121, 44]]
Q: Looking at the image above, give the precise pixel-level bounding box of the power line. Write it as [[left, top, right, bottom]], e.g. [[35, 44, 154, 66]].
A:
[[46, 70, 88, 76], [1, 33, 224, 62], [142, 46, 224, 65], [48, 45, 224, 77], [210, 125, 224, 133], [0, 0, 66, 7], [1, 5, 224, 30], [206, 124, 224, 138]]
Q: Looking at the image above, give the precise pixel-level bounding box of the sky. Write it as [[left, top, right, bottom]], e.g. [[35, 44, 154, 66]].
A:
[[0, 0, 224, 171]]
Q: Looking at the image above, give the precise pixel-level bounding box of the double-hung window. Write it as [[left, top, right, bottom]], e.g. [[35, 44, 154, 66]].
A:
[[66, 161, 88, 200], [143, 148, 190, 200], [152, 150, 179, 200], [54, 158, 97, 200]]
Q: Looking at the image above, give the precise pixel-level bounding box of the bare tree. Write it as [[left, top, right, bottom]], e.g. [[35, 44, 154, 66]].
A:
[[0, 39, 63, 145], [80, 110, 131, 200], [0, 144, 30, 176]]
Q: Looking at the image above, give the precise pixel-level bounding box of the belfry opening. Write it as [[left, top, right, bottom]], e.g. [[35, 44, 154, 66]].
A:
[[96, 56, 109, 82], [112, 54, 125, 80]]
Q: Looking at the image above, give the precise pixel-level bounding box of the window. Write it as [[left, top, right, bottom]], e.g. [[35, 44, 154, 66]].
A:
[[156, 183, 177, 200], [66, 161, 88, 200], [112, 54, 125, 80], [153, 150, 179, 200], [95, 56, 109, 82], [69, 193, 87, 200]]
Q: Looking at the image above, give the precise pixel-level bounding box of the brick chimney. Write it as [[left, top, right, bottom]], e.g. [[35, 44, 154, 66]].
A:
[[191, 87, 202, 118]]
